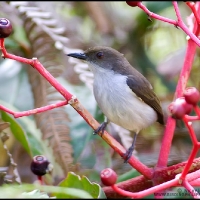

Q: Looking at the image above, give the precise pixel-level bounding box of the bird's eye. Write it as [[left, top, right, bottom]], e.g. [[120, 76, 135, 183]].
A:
[[96, 51, 104, 59]]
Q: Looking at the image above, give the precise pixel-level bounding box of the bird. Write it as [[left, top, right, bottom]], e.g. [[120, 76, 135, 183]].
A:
[[67, 46, 164, 163]]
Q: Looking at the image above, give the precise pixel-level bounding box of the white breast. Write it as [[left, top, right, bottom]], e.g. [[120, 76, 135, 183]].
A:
[[91, 67, 157, 133]]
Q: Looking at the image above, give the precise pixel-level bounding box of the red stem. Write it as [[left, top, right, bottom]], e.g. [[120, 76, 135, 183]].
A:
[[185, 115, 200, 121], [0, 39, 33, 65], [187, 169, 200, 182], [194, 106, 200, 118], [190, 178, 200, 186], [110, 168, 200, 198], [137, 2, 177, 25], [156, 22, 198, 169], [180, 116, 199, 180], [173, 1, 200, 46], [156, 117, 176, 167], [186, 2, 200, 25], [180, 145, 198, 180], [136, 1, 200, 47], [104, 158, 200, 198], [182, 180, 200, 198], [183, 116, 198, 144], [0, 101, 68, 118], [37, 176, 43, 185], [174, 30, 198, 98], [111, 179, 179, 198]]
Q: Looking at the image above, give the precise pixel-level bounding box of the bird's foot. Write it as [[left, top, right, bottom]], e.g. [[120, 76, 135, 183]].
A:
[[123, 145, 135, 163], [123, 133, 137, 163], [94, 122, 108, 137]]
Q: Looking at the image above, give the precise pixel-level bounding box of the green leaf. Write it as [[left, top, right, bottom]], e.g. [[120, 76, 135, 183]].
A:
[[21, 189, 52, 199], [0, 110, 31, 156], [57, 172, 106, 198], [0, 183, 92, 199], [117, 169, 141, 183]]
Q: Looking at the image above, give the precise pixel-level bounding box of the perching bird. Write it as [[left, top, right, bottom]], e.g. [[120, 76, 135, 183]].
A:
[[67, 46, 164, 162]]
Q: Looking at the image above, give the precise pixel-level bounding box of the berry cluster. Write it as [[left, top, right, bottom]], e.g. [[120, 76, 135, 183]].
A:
[[168, 87, 200, 119]]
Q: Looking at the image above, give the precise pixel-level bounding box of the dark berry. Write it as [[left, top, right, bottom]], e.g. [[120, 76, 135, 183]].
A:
[[126, 1, 141, 7], [30, 155, 51, 176], [0, 18, 12, 38], [100, 168, 117, 186], [183, 87, 200, 106], [168, 97, 193, 119]]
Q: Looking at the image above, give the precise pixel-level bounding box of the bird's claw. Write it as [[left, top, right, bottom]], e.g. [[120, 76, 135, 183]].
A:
[[93, 122, 108, 137], [123, 133, 137, 163], [123, 146, 135, 163]]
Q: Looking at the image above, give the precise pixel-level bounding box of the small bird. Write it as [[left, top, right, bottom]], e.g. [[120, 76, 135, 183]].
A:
[[67, 46, 164, 163]]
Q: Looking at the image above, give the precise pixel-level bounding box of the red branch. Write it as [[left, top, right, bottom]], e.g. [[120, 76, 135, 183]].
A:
[[186, 2, 200, 25], [136, 1, 200, 47], [104, 157, 200, 198], [110, 168, 200, 198], [156, 36, 198, 169], [182, 180, 200, 199], [155, 2, 199, 175], [0, 101, 68, 117]]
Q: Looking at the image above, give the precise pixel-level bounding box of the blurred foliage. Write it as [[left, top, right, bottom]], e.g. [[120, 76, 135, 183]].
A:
[[0, 1, 200, 198], [0, 182, 94, 198]]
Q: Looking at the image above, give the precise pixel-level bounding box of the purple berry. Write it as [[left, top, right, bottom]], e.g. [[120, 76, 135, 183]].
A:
[[30, 155, 51, 176], [0, 18, 12, 38], [126, 1, 141, 7]]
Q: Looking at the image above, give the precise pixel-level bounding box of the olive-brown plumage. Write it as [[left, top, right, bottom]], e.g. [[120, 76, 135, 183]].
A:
[[67, 46, 164, 162]]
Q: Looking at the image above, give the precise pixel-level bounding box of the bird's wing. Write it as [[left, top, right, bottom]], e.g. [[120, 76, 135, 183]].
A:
[[126, 75, 164, 125]]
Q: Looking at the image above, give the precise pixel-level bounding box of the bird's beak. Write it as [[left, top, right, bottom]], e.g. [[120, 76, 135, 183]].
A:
[[67, 53, 87, 60]]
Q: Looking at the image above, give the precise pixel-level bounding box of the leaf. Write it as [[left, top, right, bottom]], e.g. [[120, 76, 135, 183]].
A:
[[57, 172, 106, 198], [117, 169, 141, 183], [21, 189, 52, 199], [0, 110, 32, 156], [0, 183, 92, 199]]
